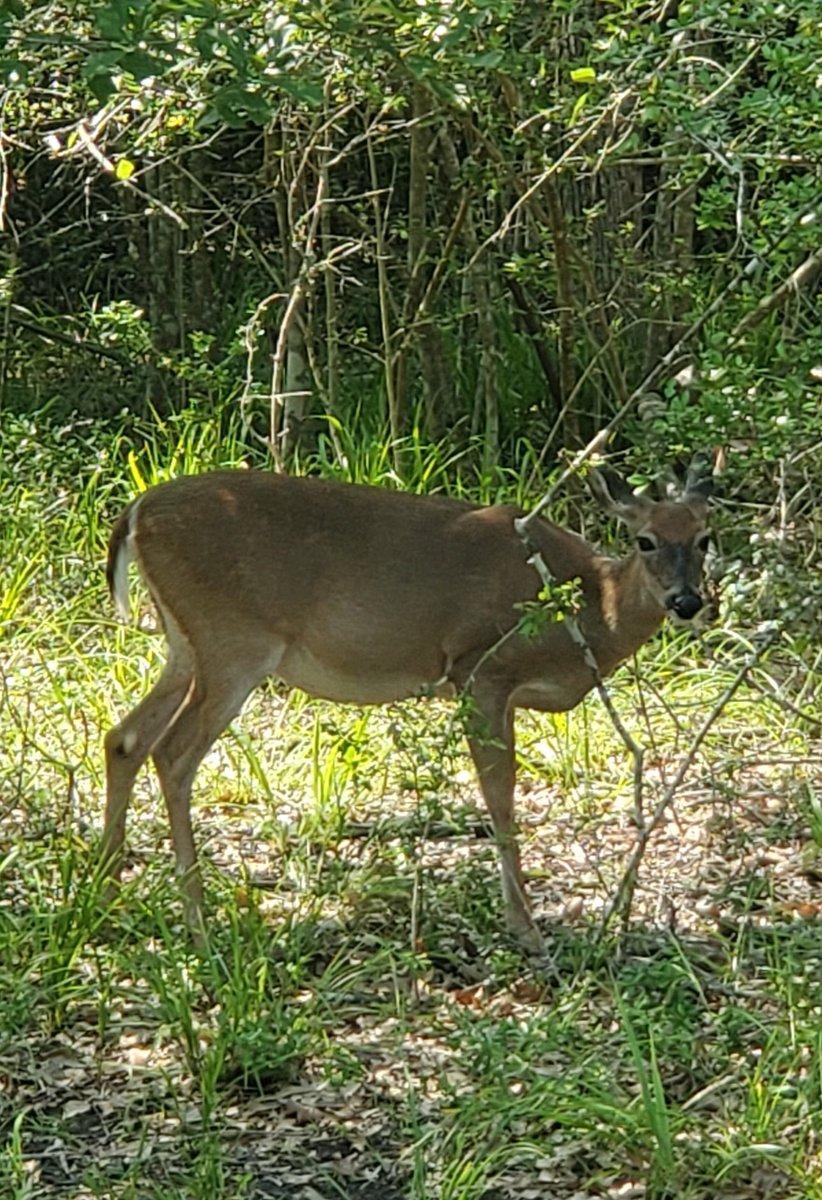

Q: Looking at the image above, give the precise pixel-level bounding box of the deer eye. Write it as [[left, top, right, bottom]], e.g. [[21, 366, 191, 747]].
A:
[[636, 536, 657, 553]]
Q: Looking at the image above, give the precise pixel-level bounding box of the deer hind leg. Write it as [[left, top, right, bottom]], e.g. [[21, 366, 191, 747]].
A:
[[102, 625, 194, 887], [466, 693, 544, 954], [150, 640, 281, 935]]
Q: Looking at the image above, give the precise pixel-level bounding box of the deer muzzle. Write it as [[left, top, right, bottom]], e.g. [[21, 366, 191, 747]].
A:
[[666, 590, 703, 620]]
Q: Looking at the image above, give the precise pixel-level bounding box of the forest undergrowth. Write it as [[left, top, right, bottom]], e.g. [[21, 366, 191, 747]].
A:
[[2, 410, 822, 1200]]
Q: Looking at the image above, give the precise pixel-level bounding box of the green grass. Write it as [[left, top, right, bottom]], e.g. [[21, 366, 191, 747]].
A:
[[2, 408, 822, 1198]]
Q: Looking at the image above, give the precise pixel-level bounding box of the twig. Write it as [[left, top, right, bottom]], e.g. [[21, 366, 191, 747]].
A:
[[365, 126, 400, 455], [519, 430, 611, 524], [729, 245, 822, 341], [268, 163, 327, 467], [517, 200, 820, 522], [7, 309, 132, 366], [514, 517, 646, 825], [745, 671, 822, 730], [240, 293, 285, 447], [75, 123, 187, 228], [599, 628, 779, 934]]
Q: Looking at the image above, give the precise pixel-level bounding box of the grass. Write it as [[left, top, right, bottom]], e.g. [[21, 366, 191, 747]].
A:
[[2, 408, 822, 1198]]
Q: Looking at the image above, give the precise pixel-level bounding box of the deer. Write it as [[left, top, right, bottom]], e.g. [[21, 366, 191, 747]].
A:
[[101, 455, 714, 951]]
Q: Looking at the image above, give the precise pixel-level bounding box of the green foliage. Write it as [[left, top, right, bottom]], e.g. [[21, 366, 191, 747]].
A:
[[517, 578, 585, 640], [2, 0, 819, 473]]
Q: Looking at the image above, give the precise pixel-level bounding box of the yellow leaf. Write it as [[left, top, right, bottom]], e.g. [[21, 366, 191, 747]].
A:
[[115, 158, 135, 180], [127, 451, 147, 492]]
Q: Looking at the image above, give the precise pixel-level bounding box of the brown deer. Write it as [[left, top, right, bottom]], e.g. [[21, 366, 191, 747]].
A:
[[102, 456, 714, 949]]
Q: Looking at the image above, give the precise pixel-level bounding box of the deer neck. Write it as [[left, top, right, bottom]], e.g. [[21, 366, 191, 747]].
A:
[[585, 554, 666, 676]]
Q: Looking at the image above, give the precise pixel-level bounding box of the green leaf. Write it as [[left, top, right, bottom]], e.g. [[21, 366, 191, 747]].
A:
[[571, 91, 588, 122], [194, 24, 216, 60], [82, 50, 122, 80], [0, 10, 19, 51], [276, 74, 325, 107], [88, 72, 117, 104], [212, 83, 274, 127], [570, 67, 596, 83], [119, 49, 165, 81], [94, 0, 133, 42], [468, 50, 505, 69]]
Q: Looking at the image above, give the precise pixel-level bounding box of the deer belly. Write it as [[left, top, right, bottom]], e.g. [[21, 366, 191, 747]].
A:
[[511, 677, 593, 713], [276, 643, 437, 705]]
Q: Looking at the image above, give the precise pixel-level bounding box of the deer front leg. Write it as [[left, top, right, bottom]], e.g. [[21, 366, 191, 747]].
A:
[[465, 694, 544, 954]]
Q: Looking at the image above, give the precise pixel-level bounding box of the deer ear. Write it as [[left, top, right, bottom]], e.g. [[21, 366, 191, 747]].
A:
[[683, 449, 717, 502], [588, 468, 652, 528]]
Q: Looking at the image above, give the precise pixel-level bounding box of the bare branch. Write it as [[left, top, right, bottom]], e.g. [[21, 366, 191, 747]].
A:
[[730, 245, 822, 340], [599, 628, 779, 933]]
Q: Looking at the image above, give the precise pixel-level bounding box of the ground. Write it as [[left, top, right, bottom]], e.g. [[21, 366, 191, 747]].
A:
[[2, 639, 822, 1199]]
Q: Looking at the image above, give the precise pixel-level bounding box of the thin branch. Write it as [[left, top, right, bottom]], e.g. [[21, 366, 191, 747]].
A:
[[391, 191, 470, 363], [599, 629, 779, 933], [514, 516, 646, 825], [240, 292, 285, 448], [74, 123, 188, 228], [697, 43, 762, 110], [268, 165, 325, 465], [517, 197, 822, 525], [483, 90, 637, 258], [8, 308, 132, 366], [730, 244, 822, 340], [366, 124, 401, 456], [543, 177, 578, 445]]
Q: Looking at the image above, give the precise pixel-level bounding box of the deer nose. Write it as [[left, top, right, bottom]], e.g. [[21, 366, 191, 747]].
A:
[[667, 591, 703, 620]]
